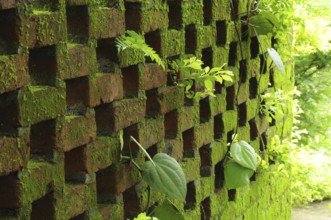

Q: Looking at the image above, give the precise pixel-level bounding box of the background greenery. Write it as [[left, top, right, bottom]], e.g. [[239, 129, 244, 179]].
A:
[[265, 0, 331, 206]]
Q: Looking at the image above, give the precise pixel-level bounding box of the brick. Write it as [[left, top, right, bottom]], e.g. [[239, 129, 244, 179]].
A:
[[142, 63, 167, 90], [124, 117, 164, 149], [98, 203, 124, 220], [125, 3, 168, 33], [178, 106, 200, 132], [194, 121, 214, 148], [0, 54, 29, 94], [56, 113, 96, 152], [212, 0, 231, 20], [210, 141, 227, 166], [118, 48, 145, 68], [95, 98, 146, 134], [181, 0, 203, 26], [222, 110, 238, 132], [90, 7, 125, 39], [21, 11, 66, 48], [0, 0, 16, 9], [96, 163, 140, 195], [20, 160, 64, 207], [88, 135, 122, 172], [0, 86, 66, 128], [180, 157, 200, 183], [165, 138, 183, 161], [210, 94, 227, 116], [59, 183, 93, 219], [58, 44, 97, 80], [161, 29, 185, 57], [0, 129, 30, 176], [147, 86, 184, 115]]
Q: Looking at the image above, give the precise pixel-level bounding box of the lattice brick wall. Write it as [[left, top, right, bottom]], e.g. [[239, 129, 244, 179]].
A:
[[0, 0, 293, 219]]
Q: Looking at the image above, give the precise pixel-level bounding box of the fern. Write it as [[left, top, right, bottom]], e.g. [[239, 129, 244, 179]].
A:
[[115, 31, 165, 70]]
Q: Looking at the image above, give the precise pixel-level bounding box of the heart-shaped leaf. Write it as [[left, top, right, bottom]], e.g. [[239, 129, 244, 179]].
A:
[[142, 153, 187, 201], [267, 48, 285, 74], [230, 140, 258, 171], [224, 160, 254, 189], [152, 199, 185, 220], [250, 13, 274, 35]]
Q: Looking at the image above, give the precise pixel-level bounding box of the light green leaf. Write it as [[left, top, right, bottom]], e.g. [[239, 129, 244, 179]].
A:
[[221, 74, 233, 82], [204, 80, 213, 91], [230, 141, 258, 171], [213, 76, 223, 84], [267, 48, 285, 74], [134, 212, 158, 220], [224, 160, 254, 189], [142, 153, 187, 201], [152, 199, 185, 220]]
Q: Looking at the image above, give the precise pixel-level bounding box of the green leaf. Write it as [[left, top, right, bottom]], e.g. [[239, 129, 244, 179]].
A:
[[224, 160, 254, 189], [267, 48, 285, 74], [142, 153, 187, 201], [152, 199, 185, 220], [230, 140, 258, 171], [250, 13, 274, 35], [221, 74, 233, 82], [204, 80, 213, 91]]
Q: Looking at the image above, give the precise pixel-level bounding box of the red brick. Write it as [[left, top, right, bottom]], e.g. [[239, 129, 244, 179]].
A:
[[96, 73, 124, 105], [0, 0, 16, 9], [0, 129, 29, 176], [90, 7, 125, 39], [56, 114, 96, 152], [96, 163, 140, 195], [142, 64, 167, 90], [95, 98, 146, 134], [0, 54, 29, 94]]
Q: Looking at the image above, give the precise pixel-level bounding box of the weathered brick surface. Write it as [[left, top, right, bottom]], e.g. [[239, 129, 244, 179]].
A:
[[0, 0, 293, 219]]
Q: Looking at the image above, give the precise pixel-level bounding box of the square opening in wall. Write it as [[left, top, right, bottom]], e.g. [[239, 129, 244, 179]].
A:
[[238, 102, 247, 126], [239, 60, 247, 82], [168, 0, 183, 29], [65, 76, 89, 115], [216, 20, 226, 46], [200, 97, 211, 123], [66, 5, 89, 44], [249, 119, 259, 140], [31, 192, 55, 220], [125, 2, 141, 31], [65, 145, 89, 183], [144, 30, 162, 56], [228, 42, 237, 66], [249, 77, 258, 99], [184, 181, 196, 210], [201, 47, 213, 68], [96, 38, 119, 73], [250, 36, 259, 58], [241, 16, 249, 41], [203, 0, 212, 25], [214, 114, 224, 139], [164, 110, 178, 138], [0, 172, 20, 209], [33, 0, 59, 11], [183, 128, 195, 158], [226, 85, 235, 110], [200, 197, 211, 220], [122, 65, 140, 98], [185, 24, 197, 54], [29, 45, 57, 86], [69, 212, 87, 220], [30, 119, 56, 157], [214, 161, 224, 189], [123, 185, 141, 219], [199, 144, 212, 177], [0, 9, 19, 55], [230, 0, 239, 20]]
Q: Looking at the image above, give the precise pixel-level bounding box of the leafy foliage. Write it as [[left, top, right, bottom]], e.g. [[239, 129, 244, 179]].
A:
[[151, 199, 185, 220], [115, 30, 165, 70], [231, 141, 258, 171], [250, 11, 279, 35], [224, 140, 258, 189], [168, 57, 233, 100], [133, 213, 158, 220], [130, 137, 187, 202], [142, 153, 187, 201]]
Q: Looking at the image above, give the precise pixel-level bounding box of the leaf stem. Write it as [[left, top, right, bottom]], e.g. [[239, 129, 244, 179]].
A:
[[130, 136, 156, 166]]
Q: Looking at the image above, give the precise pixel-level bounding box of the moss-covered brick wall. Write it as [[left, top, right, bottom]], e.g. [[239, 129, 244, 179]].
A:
[[0, 0, 293, 219]]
